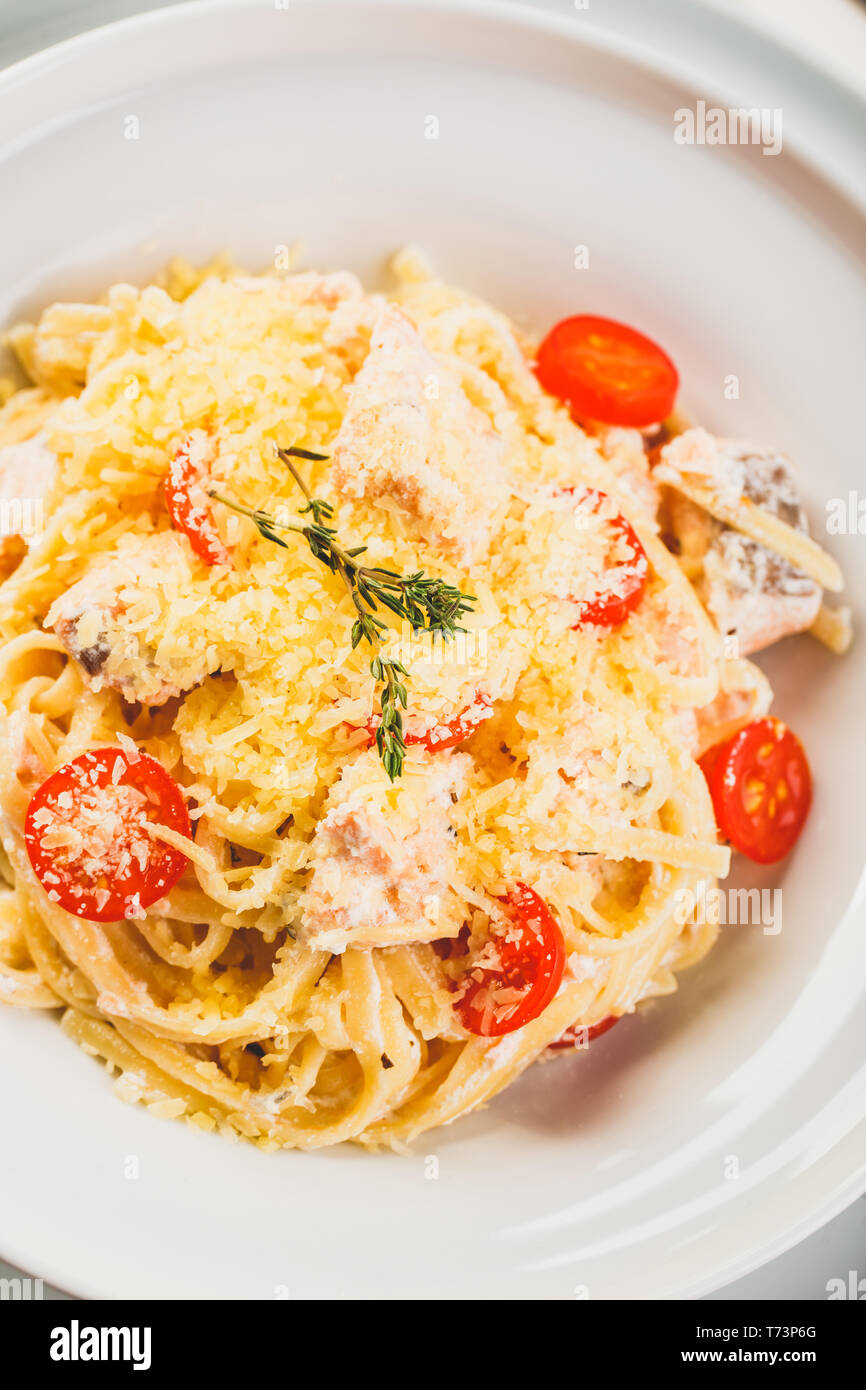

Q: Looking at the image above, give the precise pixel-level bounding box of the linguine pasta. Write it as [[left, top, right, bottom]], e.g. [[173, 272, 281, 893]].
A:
[[0, 253, 843, 1149]]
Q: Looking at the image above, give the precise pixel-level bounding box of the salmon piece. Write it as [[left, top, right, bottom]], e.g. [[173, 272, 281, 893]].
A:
[[692, 658, 773, 756], [301, 750, 469, 952], [670, 660, 773, 760], [703, 534, 821, 655], [3, 708, 49, 785], [659, 431, 822, 654], [46, 532, 211, 705], [284, 270, 370, 312], [330, 304, 509, 565], [235, 268, 369, 313], [0, 435, 55, 552], [657, 428, 749, 510], [234, 270, 381, 353], [592, 425, 660, 521], [641, 584, 707, 679], [523, 700, 652, 826]]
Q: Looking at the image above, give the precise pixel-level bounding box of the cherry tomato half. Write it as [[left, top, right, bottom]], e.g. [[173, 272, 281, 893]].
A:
[[362, 692, 493, 754], [562, 487, 649, 628], [165, 431, 231, 566], [25, 747, 191, 922], [549, 1015, 620, 1050], [455, 883, 566, 1037], [699, 717, 812, 865], [536, 314, 679, 428]]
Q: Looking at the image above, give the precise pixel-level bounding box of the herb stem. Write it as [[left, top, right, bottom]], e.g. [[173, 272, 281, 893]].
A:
[[208, 490, 304, 541], [208, 447, 476, 779]]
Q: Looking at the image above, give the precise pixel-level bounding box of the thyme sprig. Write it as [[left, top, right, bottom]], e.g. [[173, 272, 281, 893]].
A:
[[371, 655, 409, 783], [209, 445, 476, 779]]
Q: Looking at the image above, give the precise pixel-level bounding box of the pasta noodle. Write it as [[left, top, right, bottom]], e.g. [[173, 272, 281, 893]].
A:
[[654, 457, 843, 591], [810, 602, 853, 655]]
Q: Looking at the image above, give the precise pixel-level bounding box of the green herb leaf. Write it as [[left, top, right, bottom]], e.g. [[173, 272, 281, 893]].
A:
[[209, 446, 477, 778]]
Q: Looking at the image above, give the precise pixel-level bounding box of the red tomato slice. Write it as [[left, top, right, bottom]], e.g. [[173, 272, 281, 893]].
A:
[[699, 717, 812, 865], [25, 747, 191, 922], [455, 883, 566, 1037], [165, 431, 231, 566], [561, 487, 649, 628], [536, 314, 679, 428], [549, 1015, 620, 1050], [363, 692, 493, 753]]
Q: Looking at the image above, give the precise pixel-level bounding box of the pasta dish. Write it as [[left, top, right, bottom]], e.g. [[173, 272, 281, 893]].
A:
[[0, 252, 849, 1149]]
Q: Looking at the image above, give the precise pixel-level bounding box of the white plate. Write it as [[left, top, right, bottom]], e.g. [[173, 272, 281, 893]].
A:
[[0, 0, 864, 1300]]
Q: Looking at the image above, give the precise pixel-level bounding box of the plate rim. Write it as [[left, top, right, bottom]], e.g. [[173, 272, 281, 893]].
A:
[[0, 0, 864, 210]]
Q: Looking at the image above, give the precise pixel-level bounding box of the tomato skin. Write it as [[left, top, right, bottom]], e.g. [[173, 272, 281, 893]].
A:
[[455, 883, 566, 1038], [549, 1014, 620, 1050], [536, 314, 679, 428], [25, 748, 191, 923], [696, 738, 725, 788], [561, 487, 649, 628], [700, 717, 812, 865], [165, 432, 231, 567], [362, 692, 493, 754]]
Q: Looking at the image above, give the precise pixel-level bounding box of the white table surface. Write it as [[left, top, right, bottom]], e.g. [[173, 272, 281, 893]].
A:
[[0, 0, 864, 1302]]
